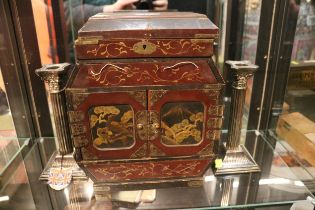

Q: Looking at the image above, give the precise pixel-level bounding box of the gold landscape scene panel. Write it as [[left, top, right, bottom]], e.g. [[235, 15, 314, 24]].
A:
[[161, 102, 204, 145], [89, 105, 134, 150]]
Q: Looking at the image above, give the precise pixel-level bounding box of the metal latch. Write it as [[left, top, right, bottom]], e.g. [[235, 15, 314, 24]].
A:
[[136, 111, 160, 141]]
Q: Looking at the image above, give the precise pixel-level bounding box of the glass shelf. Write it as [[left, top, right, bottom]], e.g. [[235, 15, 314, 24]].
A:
[[0, 138, 37, 210], [268, 129, 315, 190], [0, 131, 314, 210], [0, 138, 30, 188]]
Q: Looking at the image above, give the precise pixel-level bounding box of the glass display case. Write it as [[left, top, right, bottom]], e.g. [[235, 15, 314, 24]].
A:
[[0, 133, 314, 210], [271, 0, 315, 187], [0, 0, 314, 209]]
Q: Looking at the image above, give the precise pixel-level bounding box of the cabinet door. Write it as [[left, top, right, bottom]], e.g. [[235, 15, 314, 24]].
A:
[[147, 89, 223, 157], [67, 91, 147, 160]]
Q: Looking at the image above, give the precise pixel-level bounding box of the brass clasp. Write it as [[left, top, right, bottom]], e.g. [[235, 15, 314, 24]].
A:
[[135, 111, 160, 141]]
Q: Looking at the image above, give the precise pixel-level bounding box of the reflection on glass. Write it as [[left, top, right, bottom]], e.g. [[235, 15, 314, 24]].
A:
[[241, 0, 262, 63], [89, 105, 134, 149], [239, 0, 262, 140], [161, 102, 204, 146], [272, 0, 315, 181], [0, 71, 16, 137], [63, 0, 169, 62], [31, 0, 53, 64], [0, 139, 34, 210], [0, 161, 35, 210], [0, 0, 20, 138], [30, 0, 60, 148], [291, 1, 315, 62]]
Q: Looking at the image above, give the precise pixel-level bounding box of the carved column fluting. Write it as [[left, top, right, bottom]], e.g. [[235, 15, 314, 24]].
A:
[[36, 63, 73, 155], [225, 61, 258, 151]]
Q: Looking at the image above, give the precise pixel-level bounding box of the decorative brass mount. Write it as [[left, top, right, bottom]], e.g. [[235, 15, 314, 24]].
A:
[[215, 60, 260, 175], [136, 110, 160, 141], [39, 151, 87, 182]]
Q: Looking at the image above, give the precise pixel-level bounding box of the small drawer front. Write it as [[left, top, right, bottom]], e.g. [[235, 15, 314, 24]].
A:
[[68, 111, 85, 123], [71, 59, 222, 89], [75, 39, 214, 59], [70, 123, 87, 136]]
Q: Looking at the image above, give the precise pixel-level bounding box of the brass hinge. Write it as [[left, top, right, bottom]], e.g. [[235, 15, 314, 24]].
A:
[[195, 33, 218, 39], [190, 39, 214, 43], [75, 36, 103, 45]]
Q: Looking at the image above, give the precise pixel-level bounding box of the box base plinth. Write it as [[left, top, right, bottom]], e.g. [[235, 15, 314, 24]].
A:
[[41, 153, 216, 200], [39, 151, 88, 182], [215, 145, 260, 175], [86, 157, 213, 199], [92, 173, 205, 201]]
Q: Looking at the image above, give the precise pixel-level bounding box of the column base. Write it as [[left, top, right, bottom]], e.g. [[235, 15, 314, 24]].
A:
[[39, 151, 88, 182], [215, 144, 260, 175]]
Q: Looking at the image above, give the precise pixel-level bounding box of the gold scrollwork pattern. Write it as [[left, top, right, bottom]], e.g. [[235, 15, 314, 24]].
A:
[[71, 94, 88, 110], [149, 90, 168, 107], [85, 39, 209, 57], [88, 62, 202, 86], [73, 135, 89, 147], [149, 143, 166, 157], [197, 142, 215, 156], [203, 90, 220, 101], [155, 39, 207, 55], [68, 111, 85, 123], [70, 124, 87, 136], [206, 130, 221, 141], [127, 91, 146, 108], [130, 144, 147, 158], [208, 105, 224, 116], [86, 42, 129, 57], [207, 118, 223, 129], [90, 160, 205, 181]]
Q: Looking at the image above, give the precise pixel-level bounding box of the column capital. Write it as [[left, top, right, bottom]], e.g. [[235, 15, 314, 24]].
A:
[[36, 63, 72, 93], [226, 60, 258, 90]]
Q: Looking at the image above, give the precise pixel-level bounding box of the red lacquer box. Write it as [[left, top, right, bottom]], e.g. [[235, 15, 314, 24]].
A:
[[39, 11, 225, 190]]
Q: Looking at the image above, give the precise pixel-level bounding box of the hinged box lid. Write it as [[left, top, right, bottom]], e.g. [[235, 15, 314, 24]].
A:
[[75, 12, 219, 59], [77, 11, 218, 40]]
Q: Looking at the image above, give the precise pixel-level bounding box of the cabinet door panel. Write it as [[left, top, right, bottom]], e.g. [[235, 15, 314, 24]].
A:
[[88, 104, 134, 150], [160, 101, 204, 146], [68, 91, 147, 160], [148, 89, 222, 157]]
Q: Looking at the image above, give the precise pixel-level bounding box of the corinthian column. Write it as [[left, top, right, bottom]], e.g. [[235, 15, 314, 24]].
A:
[[215, 61, 260, 175], [36, 64, 87, 186], [226, 60, 257, 150], [36, 63, 73, 155]]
